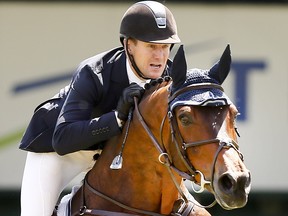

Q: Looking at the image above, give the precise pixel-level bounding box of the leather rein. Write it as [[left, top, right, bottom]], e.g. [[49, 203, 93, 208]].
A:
[[80, 82, 244, 216]]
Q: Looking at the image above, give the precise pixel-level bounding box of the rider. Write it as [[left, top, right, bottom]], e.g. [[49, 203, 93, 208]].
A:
[[19, 1, 180, 216]]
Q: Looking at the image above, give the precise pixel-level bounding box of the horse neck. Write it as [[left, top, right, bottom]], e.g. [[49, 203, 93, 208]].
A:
[[87, 82, 182, 214]]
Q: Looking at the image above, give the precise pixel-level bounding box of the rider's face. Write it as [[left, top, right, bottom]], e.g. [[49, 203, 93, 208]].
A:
[[127, 39, 171, 79]]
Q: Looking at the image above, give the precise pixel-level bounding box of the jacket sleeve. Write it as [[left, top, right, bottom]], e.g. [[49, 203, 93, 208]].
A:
[[52, 65, 121, 155]]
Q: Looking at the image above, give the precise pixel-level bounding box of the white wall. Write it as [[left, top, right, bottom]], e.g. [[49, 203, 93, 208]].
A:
[[1, 2, 287, 191]]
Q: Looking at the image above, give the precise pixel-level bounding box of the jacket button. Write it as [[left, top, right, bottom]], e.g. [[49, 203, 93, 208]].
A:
[[92, 130, 97, 136]]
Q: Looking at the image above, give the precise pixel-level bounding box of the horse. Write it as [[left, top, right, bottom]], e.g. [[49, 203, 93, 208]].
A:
[[58, 44, 251, 216]]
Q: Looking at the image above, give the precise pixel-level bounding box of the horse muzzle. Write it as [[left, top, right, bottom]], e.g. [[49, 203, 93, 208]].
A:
[[214, 170, 251, 209]]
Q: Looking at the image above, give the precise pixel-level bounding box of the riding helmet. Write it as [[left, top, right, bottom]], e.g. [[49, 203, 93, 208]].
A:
[[120, 1, 181, 44]]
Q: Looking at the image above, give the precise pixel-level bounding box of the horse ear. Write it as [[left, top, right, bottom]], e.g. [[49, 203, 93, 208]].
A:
[[171, 45, 187, 90], [209, 44, 231, 84]]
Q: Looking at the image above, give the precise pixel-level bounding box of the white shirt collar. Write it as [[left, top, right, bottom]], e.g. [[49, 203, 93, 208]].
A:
[[126, 59, 150, 88]]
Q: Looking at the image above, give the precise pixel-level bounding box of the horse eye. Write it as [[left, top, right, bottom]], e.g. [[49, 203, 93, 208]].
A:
[[178, 114, 192, 126]]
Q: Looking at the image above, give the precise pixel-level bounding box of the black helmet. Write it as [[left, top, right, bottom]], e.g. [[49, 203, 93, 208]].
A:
[[120, 1, 180, 44]]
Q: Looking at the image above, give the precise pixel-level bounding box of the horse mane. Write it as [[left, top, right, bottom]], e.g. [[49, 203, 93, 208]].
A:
[[143, 76, 172, 97]]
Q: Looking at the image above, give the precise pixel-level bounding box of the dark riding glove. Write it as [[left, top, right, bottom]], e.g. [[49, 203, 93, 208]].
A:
[[116, 83, 144, 121]]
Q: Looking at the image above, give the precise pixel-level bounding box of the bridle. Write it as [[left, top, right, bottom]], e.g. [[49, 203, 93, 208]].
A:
[[166, 82, 244, 194], [134, 82, 244, 206], [80, 82, 244, 216]]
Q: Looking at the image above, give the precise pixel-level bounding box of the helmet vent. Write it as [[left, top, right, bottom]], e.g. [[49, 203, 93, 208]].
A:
[[139, 1, 167, 28]]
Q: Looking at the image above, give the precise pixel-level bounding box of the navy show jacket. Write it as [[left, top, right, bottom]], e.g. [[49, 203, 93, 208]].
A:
[[19, 47, 128, 154]]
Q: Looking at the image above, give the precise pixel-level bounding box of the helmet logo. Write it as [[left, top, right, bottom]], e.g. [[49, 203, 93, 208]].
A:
[[156, 17, 166, 28]]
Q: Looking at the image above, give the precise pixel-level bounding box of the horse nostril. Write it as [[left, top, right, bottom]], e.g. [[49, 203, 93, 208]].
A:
[[219, 173, 235, 192], [218, 172, 251, 194]]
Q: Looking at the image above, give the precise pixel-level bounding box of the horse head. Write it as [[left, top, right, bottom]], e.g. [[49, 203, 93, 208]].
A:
[[162, 44, 251, 209]]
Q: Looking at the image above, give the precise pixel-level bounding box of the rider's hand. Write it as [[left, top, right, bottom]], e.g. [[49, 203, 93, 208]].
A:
[[116, 83, 144, 121]]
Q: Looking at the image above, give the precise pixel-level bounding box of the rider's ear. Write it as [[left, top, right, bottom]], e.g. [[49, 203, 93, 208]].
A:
[[171, 45, 187, 92], [124, 38, 133, 54], [209, 44, 231, 84]]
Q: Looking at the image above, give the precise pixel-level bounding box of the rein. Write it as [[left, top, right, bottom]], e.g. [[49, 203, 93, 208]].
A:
[[134, 97, 195, 181]]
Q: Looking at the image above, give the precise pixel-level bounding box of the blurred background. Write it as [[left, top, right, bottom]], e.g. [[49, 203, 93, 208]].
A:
[[1, 0, 287, 215]]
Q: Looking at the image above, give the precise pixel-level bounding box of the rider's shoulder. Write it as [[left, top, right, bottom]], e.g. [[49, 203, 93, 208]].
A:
[[76, 47, 125, 74]]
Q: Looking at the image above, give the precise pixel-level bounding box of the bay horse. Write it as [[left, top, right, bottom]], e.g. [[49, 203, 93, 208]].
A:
[[58, 45, 251, 216]]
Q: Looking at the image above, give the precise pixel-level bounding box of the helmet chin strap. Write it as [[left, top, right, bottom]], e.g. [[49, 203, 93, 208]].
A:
[[125, 39, 150, 80]]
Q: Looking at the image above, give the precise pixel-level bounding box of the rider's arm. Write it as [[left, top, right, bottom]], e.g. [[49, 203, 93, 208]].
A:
[[52, 66, 121, 156]]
